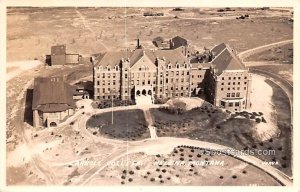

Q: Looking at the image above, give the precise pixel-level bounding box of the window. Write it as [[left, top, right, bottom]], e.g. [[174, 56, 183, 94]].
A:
[[236, 92, 240, 97], [235, 102, 239, 106], [233, 82, 235, 85], [237, 87, 240, 90], [176, 71, 179, 76], [229, 77, 231, 80], [102, 81, 105, 85], [244, 87, 247, 90], [221, 88, 224, 91], [166, 79, 168, 83], [228, 88, 230, 90], [238, 82, 240, 85], [227, 93, 230, 97], [142, 81, 145, 85], [244, 76, 247, 79], [125, 74, 128, 78], [243, 101, 245, 105], [221, 83, 224, 85], [222, 77, 224, 80], [97, 81, 100, 85], [102, 88, 105, 93], [233, 77, 236, 80], [192, 75, 194, 78], [229, 102, 233, 107], [244, 82, 247, 85], [102, 74, 105, 78], [221, 101, 225, 107], [113, 80, 116, 85], [238, 77, 241, 80], [231, 93, 235, 97], [228, 82, 231, 85], [148, 80, 150, 85], [97, 88, 100, 93], [187, 71, 189, 75]]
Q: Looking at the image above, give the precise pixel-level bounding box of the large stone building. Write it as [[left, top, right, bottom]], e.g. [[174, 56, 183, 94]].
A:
[[93, 41, 251, 111], [203, 43, 252, 111], [32, 76, 76, 128]]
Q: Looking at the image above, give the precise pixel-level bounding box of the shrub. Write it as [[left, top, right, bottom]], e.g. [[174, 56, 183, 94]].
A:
[[129, 170, 134, 175], [150, 178, 155, 182], [262, 117, 267, 123], [255, 118, 261, 123]]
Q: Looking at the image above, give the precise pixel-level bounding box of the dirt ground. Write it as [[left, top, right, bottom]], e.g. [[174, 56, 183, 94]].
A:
[[93, 147, 281, 185], [6, 7, 293, 62], [245, 43, 293, 64]]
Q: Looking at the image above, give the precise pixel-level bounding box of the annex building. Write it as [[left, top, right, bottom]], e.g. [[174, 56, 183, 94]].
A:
[[93, 39, 252, 111], [32, 77, 76, 128]]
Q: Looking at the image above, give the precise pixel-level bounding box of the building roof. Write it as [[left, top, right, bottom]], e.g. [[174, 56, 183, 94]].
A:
[[211, 45, 245, 75], [170, 36, 188, 49], [211, 43, 226, 57], [32, 77, 75, 113], [51, 45, 66, 55], [94, 48, 188, 67]]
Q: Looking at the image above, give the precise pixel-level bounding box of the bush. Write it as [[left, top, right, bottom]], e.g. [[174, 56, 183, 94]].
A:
[[255, 118, 261, 123], [262, 117, 267, 123]]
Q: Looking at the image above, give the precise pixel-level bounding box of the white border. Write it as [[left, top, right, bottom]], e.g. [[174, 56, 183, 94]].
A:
[[0, 0, 299, 192]]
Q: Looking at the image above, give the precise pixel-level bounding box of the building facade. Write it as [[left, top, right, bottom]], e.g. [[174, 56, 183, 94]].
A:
[[93, 41, 251, 111], [32, 76, 76, 128]]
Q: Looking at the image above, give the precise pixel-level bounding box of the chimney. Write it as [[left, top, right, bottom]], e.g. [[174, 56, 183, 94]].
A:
[[137, 38, 140, 49]]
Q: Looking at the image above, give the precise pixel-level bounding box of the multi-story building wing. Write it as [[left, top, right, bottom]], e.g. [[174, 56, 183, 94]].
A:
[[93, 41, 251, 112], [204, 43, 252, 111], [93, 48, 192, 102]]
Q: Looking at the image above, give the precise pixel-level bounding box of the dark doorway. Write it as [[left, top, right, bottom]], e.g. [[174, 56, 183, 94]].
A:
[[142, 89, 146, 95], [50, 122, 57, 127]]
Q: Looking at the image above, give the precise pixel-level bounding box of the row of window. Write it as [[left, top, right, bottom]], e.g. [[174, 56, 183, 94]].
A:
[[221, 81, 247, 86], [221, 87, 247, 91], [220, 100, 246, 107], [97, 71, 193, 79], [226, 92, 241, 98], [221, 76, 247, 80]]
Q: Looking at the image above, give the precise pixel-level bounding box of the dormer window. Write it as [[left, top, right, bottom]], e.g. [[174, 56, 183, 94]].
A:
[[115, 65, 119, 71], [176, 64, 179, 69], [168, 64, 171, 69], [107, 66, 111, 71], [184, 64, 187, 68]]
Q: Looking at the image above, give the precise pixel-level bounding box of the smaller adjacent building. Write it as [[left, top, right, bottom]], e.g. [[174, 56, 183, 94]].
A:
[[51, 45, 81, 66], [32, 76, 76, 128]]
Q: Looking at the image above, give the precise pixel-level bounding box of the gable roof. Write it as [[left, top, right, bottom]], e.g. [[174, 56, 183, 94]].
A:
[[94, 48, 188, 68], [211, 43, 226, 57], [32, 77, 75, 112], [211, 46, 245, 75]]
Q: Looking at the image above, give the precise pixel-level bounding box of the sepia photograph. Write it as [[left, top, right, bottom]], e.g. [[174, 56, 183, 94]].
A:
[[3, 2, 297, 189]]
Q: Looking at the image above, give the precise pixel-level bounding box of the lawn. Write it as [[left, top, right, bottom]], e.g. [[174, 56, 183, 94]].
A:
[[150, 95, 292, 175], [86, 109, 150, 141]]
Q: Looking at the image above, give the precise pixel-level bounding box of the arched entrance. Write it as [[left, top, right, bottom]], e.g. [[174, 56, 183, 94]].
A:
[[135, 85, 154, 105], [50, 122, 57, 127], [142, 89, 147, 96]]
